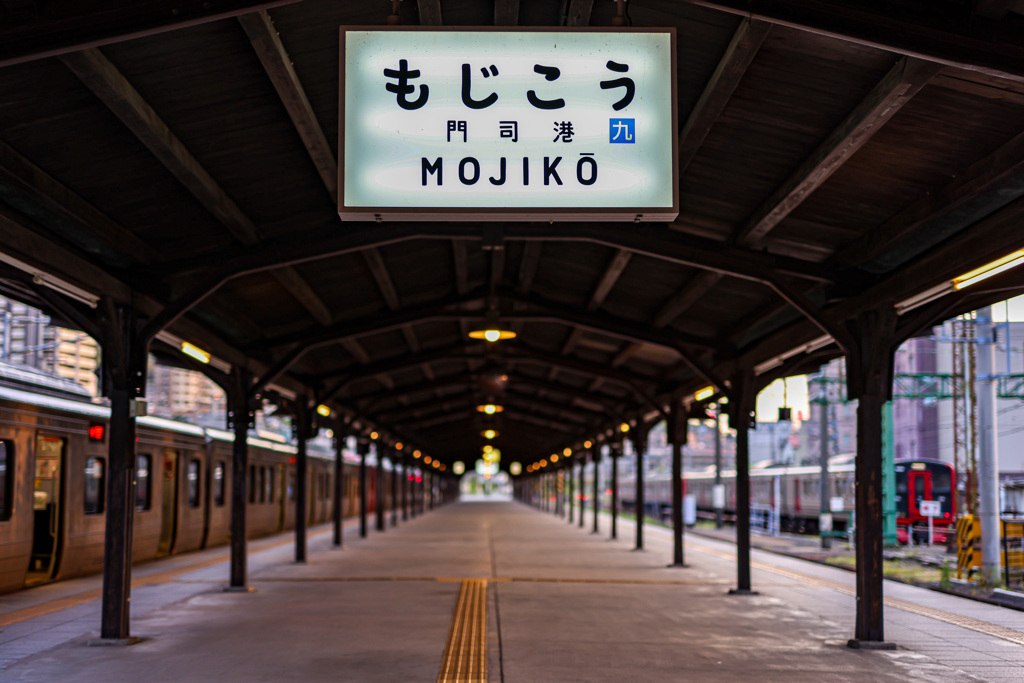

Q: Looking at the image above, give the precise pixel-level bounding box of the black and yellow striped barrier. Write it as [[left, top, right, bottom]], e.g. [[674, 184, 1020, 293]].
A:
[[956, 515, 981, 580]]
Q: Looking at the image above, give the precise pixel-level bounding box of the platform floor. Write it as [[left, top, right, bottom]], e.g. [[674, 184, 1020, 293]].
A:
[[2, 500, 1024, 681]]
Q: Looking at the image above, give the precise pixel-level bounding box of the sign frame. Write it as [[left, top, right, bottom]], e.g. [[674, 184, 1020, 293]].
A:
[[339, 26, 678, 222]]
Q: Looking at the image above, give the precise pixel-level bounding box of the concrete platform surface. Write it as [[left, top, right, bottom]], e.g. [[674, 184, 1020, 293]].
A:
[[2, 500, 1023, 681]]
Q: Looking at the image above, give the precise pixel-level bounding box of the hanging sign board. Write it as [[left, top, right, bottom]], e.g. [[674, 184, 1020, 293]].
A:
[[339, 27, 677, 221]]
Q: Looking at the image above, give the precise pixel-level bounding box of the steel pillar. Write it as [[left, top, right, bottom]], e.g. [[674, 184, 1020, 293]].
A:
[[670, 402, 686, 566], [390, 451, 398, 528], [568, 462, 575, 524], [97, 304, 143, 642], [579, 459, 586, 528], [376, 444, 385, 531], [730, 369, 756, 595], [714, 405, 723, 529], [401, 456, 408, 521], [846, 306, 898, 648], [358, 439, 369, 537], [592, 450, 600, 534], [634, 428, 646, 550], [333, 429, 344, 548], [610, 443, 620, 540], [294, 402, 310, 563], [228, 366, 253, 585]]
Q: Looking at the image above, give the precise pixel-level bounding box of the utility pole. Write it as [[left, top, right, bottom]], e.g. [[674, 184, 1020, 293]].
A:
[[976, 306, 1001, 585], [817, 373, 831, 549], [714, 404, 723, 529]]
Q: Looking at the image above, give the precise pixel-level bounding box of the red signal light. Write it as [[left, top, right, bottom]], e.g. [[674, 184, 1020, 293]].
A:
[[88, 424, 105, 441], [289, 456, 296, 465]]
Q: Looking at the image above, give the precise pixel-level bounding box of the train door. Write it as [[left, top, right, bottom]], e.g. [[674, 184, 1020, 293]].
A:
[[276, 464, 286, 532], [158, 450, 179, 556], [908, 469, 932, 519], [26, 435, 65, 584]]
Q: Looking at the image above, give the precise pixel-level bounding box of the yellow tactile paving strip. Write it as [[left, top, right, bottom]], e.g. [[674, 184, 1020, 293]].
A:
[[691, 543, 1024, 646], [437, 579, 488, 683]]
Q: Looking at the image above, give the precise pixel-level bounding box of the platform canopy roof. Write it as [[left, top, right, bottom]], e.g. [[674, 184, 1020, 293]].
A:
[[1, 0, 1024, 468]]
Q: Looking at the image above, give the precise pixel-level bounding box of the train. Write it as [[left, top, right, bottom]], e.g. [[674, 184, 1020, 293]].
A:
[[0, 362, 407, 595], [618, 455, 956, 542]]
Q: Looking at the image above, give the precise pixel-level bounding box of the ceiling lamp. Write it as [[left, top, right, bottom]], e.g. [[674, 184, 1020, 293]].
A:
[[468, 309, 516, 343], [477, 404, 504, 415], [482, 429, 499, 439]]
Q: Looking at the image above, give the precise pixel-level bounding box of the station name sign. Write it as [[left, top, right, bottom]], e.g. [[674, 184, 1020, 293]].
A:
[[339, 28, 677, 221]]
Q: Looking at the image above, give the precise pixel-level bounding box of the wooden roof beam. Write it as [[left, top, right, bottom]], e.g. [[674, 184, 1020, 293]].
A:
[[564, 0, 595, 26], [517, 242, 543, 294], [733, 56, 942, 248], [681, 0, 1024, 82], [679, 18, 772, 175], [0, 0, 302, 68], [494, 0, 520, 26], [238, 10, 337, 201], [653, 271, 723, 328], [417, 0, 443, 25], [453, 240, 470, 295], [831, 125, 1024, 271], [61, 47, 333, 330]]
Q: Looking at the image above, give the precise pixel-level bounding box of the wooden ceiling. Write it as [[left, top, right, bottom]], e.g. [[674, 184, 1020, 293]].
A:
[[2, 0, 1024, 467]]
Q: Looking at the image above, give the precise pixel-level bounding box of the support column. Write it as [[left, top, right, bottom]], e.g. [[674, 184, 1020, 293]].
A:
[[358, 439, 369, 538], [818, 375, 832, 550], [333, 430, 345, 548], [729, 369, 757, 595], [568, 462, 575, 524], [846, 306, 898, 647], [97, 304, 143, 642], [428, 471, 435, 510], [634, 428, 646, 551], [401, 456, 408, 521], [714, 405, 724, 529], [611, 441, 620, 540], [977, 306, 1002, 585], [592, 449, 601, 534], [390, 450, 398, 528], [228, 367, 253, 586], [578, 458, 586, 528], [376, 443, 385, 531], [670, 402, 687, 567], [294, 401, 311, 563]]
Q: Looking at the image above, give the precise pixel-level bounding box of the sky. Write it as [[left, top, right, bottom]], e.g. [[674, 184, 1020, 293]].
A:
[[754, 294, 1024, 423]]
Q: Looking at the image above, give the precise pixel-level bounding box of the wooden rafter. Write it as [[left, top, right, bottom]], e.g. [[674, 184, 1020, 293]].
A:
[[61, 47, 333, 329], [238, 10, 337, 201], [494, 0, 520, 26], [565, 0, 594, 26], [654, 272, 723, 328], [0, 0, 302, 68], [679, 18, 772, 175], [733, 56, 942, 247], [417, 0, 443, 25], [831, 125, 1024, 270], [680, 0, 1024, 82]]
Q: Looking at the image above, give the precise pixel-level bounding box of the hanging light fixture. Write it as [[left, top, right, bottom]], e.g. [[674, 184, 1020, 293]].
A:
[[481, 429, 499, 439], [477, 404, 504, 414], [468, 308, 516, 342]]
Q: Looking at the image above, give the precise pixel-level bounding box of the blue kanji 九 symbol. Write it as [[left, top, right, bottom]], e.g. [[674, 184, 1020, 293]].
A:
[[609, 118, 634, 143]]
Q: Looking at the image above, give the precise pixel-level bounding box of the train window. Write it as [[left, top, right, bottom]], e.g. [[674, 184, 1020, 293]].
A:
[[84, 456, 105, 514], [0, 440, 11, 521], [136, 454, 152, 511], [289, 472, 295, 501], [187, 459, 201, 508], [267, 468, 275, 503], [249, 465, 256, 504], [257, 467, 266, 504], [214, 461, 225, 506]]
